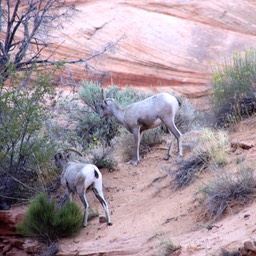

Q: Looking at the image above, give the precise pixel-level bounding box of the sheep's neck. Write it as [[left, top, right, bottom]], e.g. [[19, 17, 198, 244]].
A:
[[111, 104, 125, 125]]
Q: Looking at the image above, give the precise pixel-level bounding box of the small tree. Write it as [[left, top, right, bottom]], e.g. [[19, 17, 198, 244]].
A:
[[0, 67, 58, 205], [0, 0, 122, 85]]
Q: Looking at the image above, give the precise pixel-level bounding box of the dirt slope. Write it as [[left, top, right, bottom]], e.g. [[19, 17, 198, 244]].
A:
[[58, 116, 256, 256]]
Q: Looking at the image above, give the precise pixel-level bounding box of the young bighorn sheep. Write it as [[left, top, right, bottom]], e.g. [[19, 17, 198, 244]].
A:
[[54, 150, 112, 227], [99, 92, 183, 165]]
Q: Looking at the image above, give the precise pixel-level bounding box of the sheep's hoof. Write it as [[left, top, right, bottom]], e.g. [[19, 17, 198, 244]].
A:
[[163, 155, 170, 161], [129, 159, 139, 166], [107, 222, 113, 226]]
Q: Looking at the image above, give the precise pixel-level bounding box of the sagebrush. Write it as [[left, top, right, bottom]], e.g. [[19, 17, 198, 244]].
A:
[[211, 48, 256, 127], [200, 166, 256, 221]]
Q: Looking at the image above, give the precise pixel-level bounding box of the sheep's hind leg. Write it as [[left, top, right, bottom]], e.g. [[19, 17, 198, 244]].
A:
[[78, 192, 89, 227], [164, 133, 175, 160], [162, 119, 183, 160], [92, 187, 112, 226]]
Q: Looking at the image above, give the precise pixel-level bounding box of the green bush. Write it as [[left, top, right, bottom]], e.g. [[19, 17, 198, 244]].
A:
[[211, 49, 256, 127], [16, 193, 83, 244], [78, 81, 120, 147], [200, 166, 256, 221], [0, 68, 58, 205]]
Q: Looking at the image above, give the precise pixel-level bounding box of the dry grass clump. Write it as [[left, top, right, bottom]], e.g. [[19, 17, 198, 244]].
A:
[[194, 128, 229, 166], [175, 95, 197, 133], [200, 165, 256, 221], [173, 129, 229, 189], [161, 239, 181, 256], [152, 232, 181, 256], [173, 153, 210, 189]]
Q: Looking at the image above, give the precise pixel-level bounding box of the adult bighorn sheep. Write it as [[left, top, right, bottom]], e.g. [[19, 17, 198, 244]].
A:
[[99, 92, 183, 165], [54, 149, 112, 227]]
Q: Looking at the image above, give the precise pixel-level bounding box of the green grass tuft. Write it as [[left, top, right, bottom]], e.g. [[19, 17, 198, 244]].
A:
[[16, 193, 83, 244]]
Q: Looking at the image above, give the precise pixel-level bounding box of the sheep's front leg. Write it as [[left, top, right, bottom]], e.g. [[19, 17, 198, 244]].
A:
[[129, 127, 141, 165], [64, 183, 74, 202]]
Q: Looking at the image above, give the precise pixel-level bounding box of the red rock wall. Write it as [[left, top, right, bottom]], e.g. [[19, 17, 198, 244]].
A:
[[51, 0, 256, 97]]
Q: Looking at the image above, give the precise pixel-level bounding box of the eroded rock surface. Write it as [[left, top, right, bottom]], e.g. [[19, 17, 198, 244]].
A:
[[53, 0, 256, 97]]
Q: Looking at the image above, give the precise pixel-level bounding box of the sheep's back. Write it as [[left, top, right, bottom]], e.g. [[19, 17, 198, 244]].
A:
[[62, 162, 86, 190]]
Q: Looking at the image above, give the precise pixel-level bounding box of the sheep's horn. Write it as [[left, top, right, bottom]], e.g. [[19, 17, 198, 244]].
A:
[[101, 88, 105, 100], [63, 148, 83, 156]]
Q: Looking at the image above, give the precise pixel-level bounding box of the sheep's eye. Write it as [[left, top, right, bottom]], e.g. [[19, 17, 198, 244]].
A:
[[100, 105, 104, 109]]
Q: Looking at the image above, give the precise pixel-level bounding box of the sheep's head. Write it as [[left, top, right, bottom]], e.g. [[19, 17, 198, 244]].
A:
[[54, 148, 82, 168], [99, 87, 120, 119], [99, 99, 114, 119], [54, 152, 69, 169]]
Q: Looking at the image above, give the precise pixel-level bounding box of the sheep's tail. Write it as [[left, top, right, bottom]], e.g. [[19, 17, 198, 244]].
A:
[[94, 169, 99, 179], [177, 98, 182, 107]]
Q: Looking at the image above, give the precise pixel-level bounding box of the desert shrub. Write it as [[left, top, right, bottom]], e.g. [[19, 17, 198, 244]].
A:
[[211, 48, 256, 127], [175, 95, 198, 133], [89, 146, 118, 171], [112, 86, 150, 105], [16, 193, 83, 244], [78, 81, 128, 147], [0, 68, 58, 206], [173, 129, 229, 189], [200, 166, 256, 221], [92, 156, 117, 171], [44, 92, 85, 150]]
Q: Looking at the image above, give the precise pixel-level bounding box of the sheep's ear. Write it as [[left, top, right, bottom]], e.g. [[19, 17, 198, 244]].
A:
[[55, 153, 61, 159]]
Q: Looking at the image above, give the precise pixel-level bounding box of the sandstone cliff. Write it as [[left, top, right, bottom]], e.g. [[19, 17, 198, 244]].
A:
[[53, 0, 256, 97]]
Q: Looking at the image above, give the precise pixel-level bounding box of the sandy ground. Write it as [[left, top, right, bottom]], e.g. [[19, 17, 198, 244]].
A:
[[57, 116, 256, 256]]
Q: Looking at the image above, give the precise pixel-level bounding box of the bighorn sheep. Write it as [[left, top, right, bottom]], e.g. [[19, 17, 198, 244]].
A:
[[99, 92, 183, 165], [54, 149, 112, 227]]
